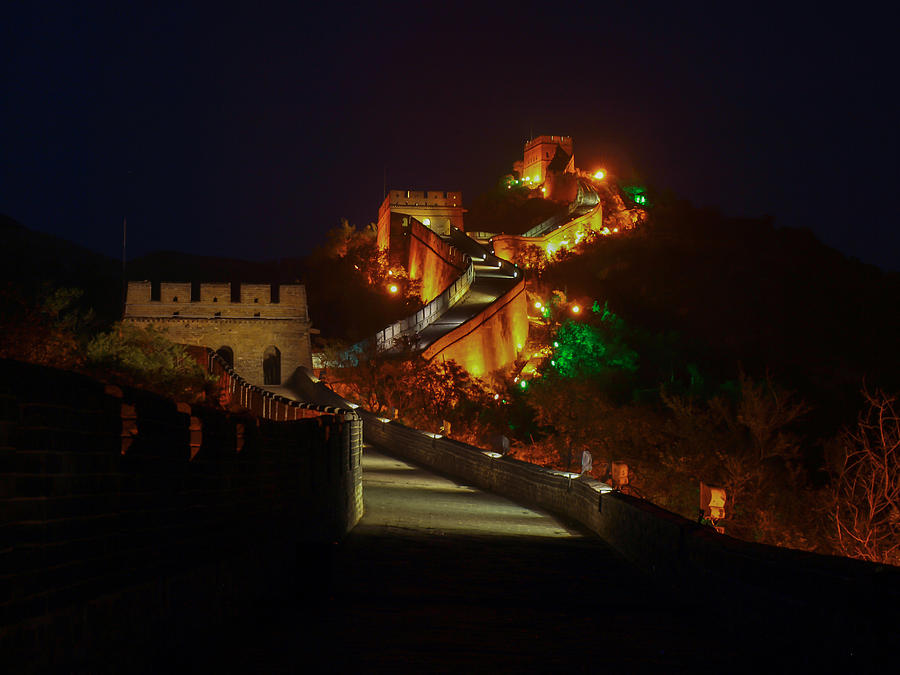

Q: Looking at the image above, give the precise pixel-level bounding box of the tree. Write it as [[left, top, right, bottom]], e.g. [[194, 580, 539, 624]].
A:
[[661, 372, 812, 546], [0, 284, 87, 369], [86, 322, 215, 401], [830, 389, 900, 565]]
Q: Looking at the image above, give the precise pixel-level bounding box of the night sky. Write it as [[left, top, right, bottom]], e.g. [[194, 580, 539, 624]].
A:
[[3, 2, 897, 270]]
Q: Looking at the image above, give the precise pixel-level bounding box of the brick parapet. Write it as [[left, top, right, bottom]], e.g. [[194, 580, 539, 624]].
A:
[[360, 411, 900, 627], [0, 358, 362, 670]]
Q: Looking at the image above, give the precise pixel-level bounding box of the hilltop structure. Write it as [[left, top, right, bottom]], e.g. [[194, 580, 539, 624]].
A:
[[124, 281, 314, 386], [513, 135, 575, 184], [376, 189, 464, 253]]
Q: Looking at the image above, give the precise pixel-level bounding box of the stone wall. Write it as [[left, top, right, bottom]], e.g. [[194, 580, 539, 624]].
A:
[[404, 216, 468, 303], [361, 411, 900, 635], [376, 189, 464, 249], [491, 198, 603, 265], [125, 281, 312, 385], [0, 358, 362, 671], [421, 276, 529, 379]]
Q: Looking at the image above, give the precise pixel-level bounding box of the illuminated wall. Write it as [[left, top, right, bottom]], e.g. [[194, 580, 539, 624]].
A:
[[421, 277, 528, 379], [522, 135, 574, 183], [376, 189, 464, 252], [406, 218, 467, 303], [490, 198, 603, 265]]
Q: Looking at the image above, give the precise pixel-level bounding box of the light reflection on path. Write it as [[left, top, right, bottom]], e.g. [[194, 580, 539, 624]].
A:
[[359, 446, 581, 539]]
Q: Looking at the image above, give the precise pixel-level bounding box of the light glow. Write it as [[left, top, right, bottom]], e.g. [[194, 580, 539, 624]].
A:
[[389, 284, 399, 293], [594, 170, 606, 180], [571, 305, 581, 314]]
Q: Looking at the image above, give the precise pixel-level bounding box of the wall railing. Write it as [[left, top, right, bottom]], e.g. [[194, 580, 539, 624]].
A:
[[207, 349, 358, 419]]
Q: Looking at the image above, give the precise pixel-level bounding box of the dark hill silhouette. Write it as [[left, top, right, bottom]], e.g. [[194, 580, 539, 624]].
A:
[[465, 181, 566, 235], [0, 213, 121, 320], [542, 199, 900, 432]]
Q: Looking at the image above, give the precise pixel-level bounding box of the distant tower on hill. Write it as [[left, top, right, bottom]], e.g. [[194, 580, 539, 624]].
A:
[[376, 189, 465, 252], [515, 135, 575, 184]]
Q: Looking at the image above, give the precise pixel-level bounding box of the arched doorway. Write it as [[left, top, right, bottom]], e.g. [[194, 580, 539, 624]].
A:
[[216, 346, 234, 368], [263, 346, 281, 385]]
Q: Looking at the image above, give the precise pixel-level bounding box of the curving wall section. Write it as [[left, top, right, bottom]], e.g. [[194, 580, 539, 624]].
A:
[[421, 275, 529, 378], [490, 189, 603, 264], [361, 411, 900, 633], [404, 217, 469, 304]]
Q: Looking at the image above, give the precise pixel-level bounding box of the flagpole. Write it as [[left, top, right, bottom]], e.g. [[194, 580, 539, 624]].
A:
[[121, 217, 127, 314]]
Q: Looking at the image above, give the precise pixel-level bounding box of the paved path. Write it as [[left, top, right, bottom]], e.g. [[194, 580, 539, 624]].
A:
[[162, 444, 869, 673]]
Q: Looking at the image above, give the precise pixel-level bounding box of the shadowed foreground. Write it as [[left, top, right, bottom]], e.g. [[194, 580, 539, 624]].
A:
[[162, 447, 888, 672]]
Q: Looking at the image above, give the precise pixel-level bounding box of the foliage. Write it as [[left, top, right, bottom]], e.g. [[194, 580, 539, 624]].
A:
[[326, 349, 500, 445], [0, 283, 91, 369], [660, 372, 814, 547], [86, 322, 215, 401], [465, 177, 567, 236], [305, 220, 421, 342], [551, 305, 638, 380], [829, 389, 900, 565]]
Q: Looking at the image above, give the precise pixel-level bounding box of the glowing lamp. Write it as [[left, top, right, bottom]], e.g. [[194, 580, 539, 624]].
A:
[[611, 462, 629, 487], [700, 482, 727, 521], [534, 301, 543, 310], [571, 305, 581, 314], [594, 170, 606, 180], [389, 284, 399, 294], [519, 380, 528, 389]]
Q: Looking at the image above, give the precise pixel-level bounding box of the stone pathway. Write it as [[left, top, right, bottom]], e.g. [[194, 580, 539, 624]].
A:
[[158, 444, 885, 673]]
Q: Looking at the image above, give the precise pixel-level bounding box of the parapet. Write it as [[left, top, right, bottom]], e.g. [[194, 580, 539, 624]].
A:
[[125, 281, 309, 320]]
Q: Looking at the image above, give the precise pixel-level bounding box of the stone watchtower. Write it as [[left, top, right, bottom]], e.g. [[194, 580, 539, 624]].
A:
[[124, 281, 313, 386], [376, 189, 465, 253], [516, 135, 575, 184]]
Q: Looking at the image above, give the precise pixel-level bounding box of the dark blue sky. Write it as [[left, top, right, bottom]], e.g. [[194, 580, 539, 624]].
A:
[[3, 2, 897, 270]]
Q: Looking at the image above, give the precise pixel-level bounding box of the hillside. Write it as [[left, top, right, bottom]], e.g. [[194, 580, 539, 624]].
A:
[[0, 214, 122, 321], [464, 180, 567, 235], [539, 198, 900, 433]]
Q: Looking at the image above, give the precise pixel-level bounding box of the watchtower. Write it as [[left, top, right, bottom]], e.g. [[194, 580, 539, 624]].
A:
[[519, 135, 575, 184], [376, 189, 464, 252], [124, 281, 313, 386]]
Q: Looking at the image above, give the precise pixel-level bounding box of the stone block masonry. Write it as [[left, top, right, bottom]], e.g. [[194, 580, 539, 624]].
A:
[[361, 410, 900, 648], [0, 358, 362, 672], [125, 281, 313, 386]]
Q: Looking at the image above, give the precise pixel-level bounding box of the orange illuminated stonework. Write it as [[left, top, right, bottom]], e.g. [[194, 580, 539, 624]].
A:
[[421, 277, 528, 379], [377, 189, 464, 253], [515, 135, 575, 184]]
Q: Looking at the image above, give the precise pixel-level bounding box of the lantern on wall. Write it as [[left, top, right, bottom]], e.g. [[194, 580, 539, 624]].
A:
[[611, 461, 629, 488], [700, 482, 727, 533]]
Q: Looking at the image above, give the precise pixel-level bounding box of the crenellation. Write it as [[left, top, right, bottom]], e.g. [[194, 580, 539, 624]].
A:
[[160, 282, 191, 303], [240, 283, 271, 305], [126, 281, 152, 303], [278, 284, 307, 311], [200, 283, 231, 304]]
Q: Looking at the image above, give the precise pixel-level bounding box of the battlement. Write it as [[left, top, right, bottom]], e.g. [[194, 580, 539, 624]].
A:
[[524, 134, 572, 151], [385, 189, 462, 208], [521, 135, 575, 184], [125, 281, 308, 320]]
